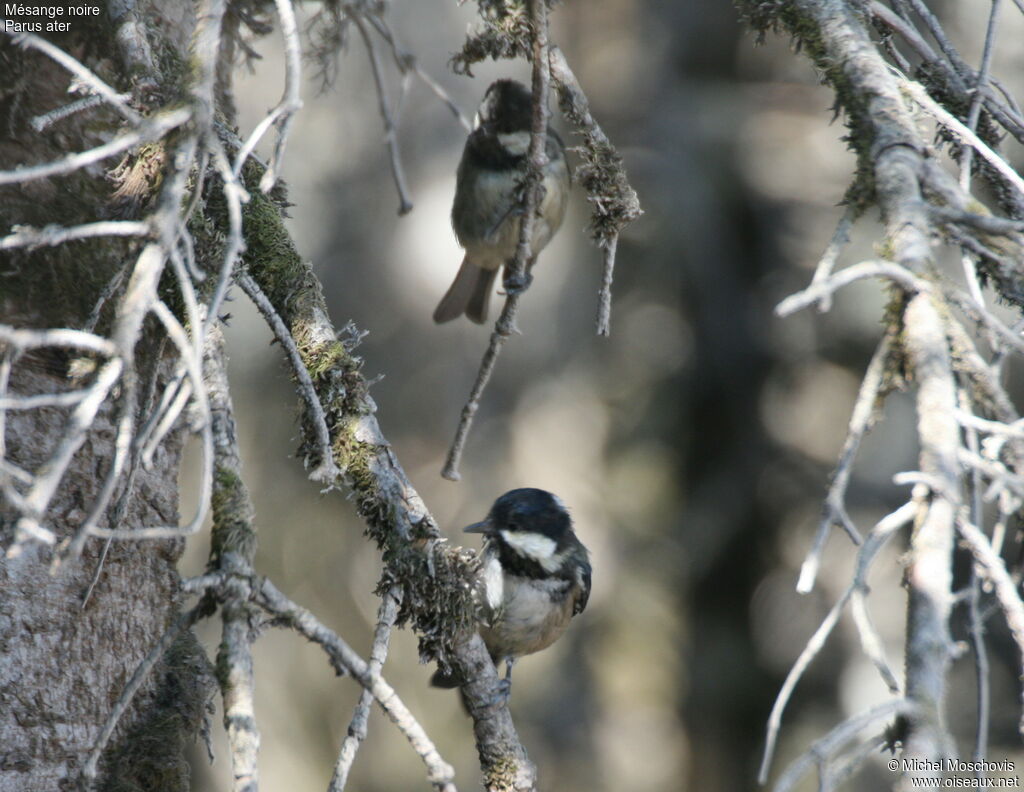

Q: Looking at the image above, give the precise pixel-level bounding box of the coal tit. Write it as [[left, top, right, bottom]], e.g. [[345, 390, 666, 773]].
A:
[[433, 79, 571, 324], [433, 488, 591, 694]]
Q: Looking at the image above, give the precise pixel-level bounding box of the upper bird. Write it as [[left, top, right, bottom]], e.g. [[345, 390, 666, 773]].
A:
[[432, 488, 591, 696], [433, 79, 571, 324]]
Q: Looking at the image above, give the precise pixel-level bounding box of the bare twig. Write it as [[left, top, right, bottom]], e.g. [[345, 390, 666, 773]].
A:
[[957, 517, 1024, 735], [80, 339, 168, 608], [957, 0, 1001, 191], [595, 235, 617, 336], [205, 142, 248, 334], [329, 586, 402, 792], [353, 15, 413, 215], [263, 0, 302, 192], [255, 579, 457, 792], [0, 221, 149, 250], [82, 605, 206, 783], [231, 0, 302, 192], [775, 260, 928, 317], [898, 77, 1024, 199], [928, 205, 1024, 235], [29, 94, 128, 132], [797, 335, 890, 594], [0, 325, 118, 357], [760, 501, 916, 784], [900, 293, 960, 766], [90, 305, 214, 540], [0, 108, 191, 186], [236, 272, 340, 483], [806, 205, 857, 313], [869, 2, 939, 63], [366, 13, 472, 132], [7, 359, 123, 555], [960, 390, 991, 767], [773, 700, 917, 792], [1, 27, 141, 124]]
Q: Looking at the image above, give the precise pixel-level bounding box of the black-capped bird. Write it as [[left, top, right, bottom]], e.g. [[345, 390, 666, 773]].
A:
[[432, 488, 592, 697], [433, 79, 571, 324]]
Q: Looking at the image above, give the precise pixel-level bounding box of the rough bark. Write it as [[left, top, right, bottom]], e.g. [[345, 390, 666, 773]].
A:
[[0, 3, 209, 790]]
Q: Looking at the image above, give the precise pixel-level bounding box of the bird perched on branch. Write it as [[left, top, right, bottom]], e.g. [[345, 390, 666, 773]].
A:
[[433, 79, 571, 324], [432, 488, 591, 698]]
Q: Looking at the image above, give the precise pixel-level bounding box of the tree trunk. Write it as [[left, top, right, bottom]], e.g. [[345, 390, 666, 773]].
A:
[[0, 3, 209, 790]]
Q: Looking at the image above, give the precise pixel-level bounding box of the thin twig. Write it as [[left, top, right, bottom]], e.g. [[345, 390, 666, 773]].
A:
[[30, 94, 127, 132], [236, 272, 340, 483], [0, 325, 118, 357], [261, 0, 303, 193], [81, 605, 206, 782], [0, 221, 149, 250], [441, 295, 522, 481], [869, 2, 939, 63], [901, 292, 961, 764], [928, 205, 1024, 235], [898, 76, 1024, 199], [960, 390, 991, 767], [0, 108, 191, 186], [231, 0, 303, 192], [205, 141, 248, 335], [773, 700, 916, 792], [256, 579, 457, 791], [353, 15, 413, 215], [595, 235, 617, 336], [329, 586, 402, 792], [8, 359, 123, 555], [957, 518, 1024, 735], [797, 335, 890, 594], [83, 263, 131, 335], [204, 321, 262, 792], [89, 301, 215, 542], [0, 351, 12, 487], [1, 27, 141, 124], [366, 12, 472, 132], [958, 0, 1001, 190], [806, 205, 857, 313], [775, 259, 927, 317], [760, 501, 917, 784]]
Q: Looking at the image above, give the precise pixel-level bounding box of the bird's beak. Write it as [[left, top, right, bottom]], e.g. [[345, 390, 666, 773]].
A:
[[463, 518, 491, 534]]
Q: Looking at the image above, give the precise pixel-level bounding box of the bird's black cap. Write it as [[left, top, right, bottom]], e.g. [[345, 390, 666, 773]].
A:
[[464, 488, 571, 541], [477, 79, 534, 134]]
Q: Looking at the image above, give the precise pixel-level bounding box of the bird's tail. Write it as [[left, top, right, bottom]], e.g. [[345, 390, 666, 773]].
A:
[[432, 258, 498, 324]]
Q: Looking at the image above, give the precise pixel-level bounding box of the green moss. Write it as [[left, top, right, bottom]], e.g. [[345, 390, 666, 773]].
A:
[[195, 158, 479, 664], [209, 467, 258, 565], [484, 754, 524, 792]]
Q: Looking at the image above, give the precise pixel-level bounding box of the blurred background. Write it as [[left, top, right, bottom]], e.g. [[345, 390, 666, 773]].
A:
[[180, 2, 1024, 790]]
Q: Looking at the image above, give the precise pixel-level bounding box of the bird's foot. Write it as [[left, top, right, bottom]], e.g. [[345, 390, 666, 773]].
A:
[[503, 269, 533, 295], [488, 677, 512, 708]]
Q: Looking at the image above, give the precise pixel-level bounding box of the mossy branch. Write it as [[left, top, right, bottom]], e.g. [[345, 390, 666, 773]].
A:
[[233, 159, 535, 789]]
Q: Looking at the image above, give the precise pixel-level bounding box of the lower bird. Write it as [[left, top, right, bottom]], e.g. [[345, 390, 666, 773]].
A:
[[432, 488, 592, 698]]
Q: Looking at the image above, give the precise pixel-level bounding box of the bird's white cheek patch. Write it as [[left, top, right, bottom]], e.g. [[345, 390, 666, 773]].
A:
[[483, 556, 504, 610], [500, 530, 557, 564], [497, 132, 531, 156]]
